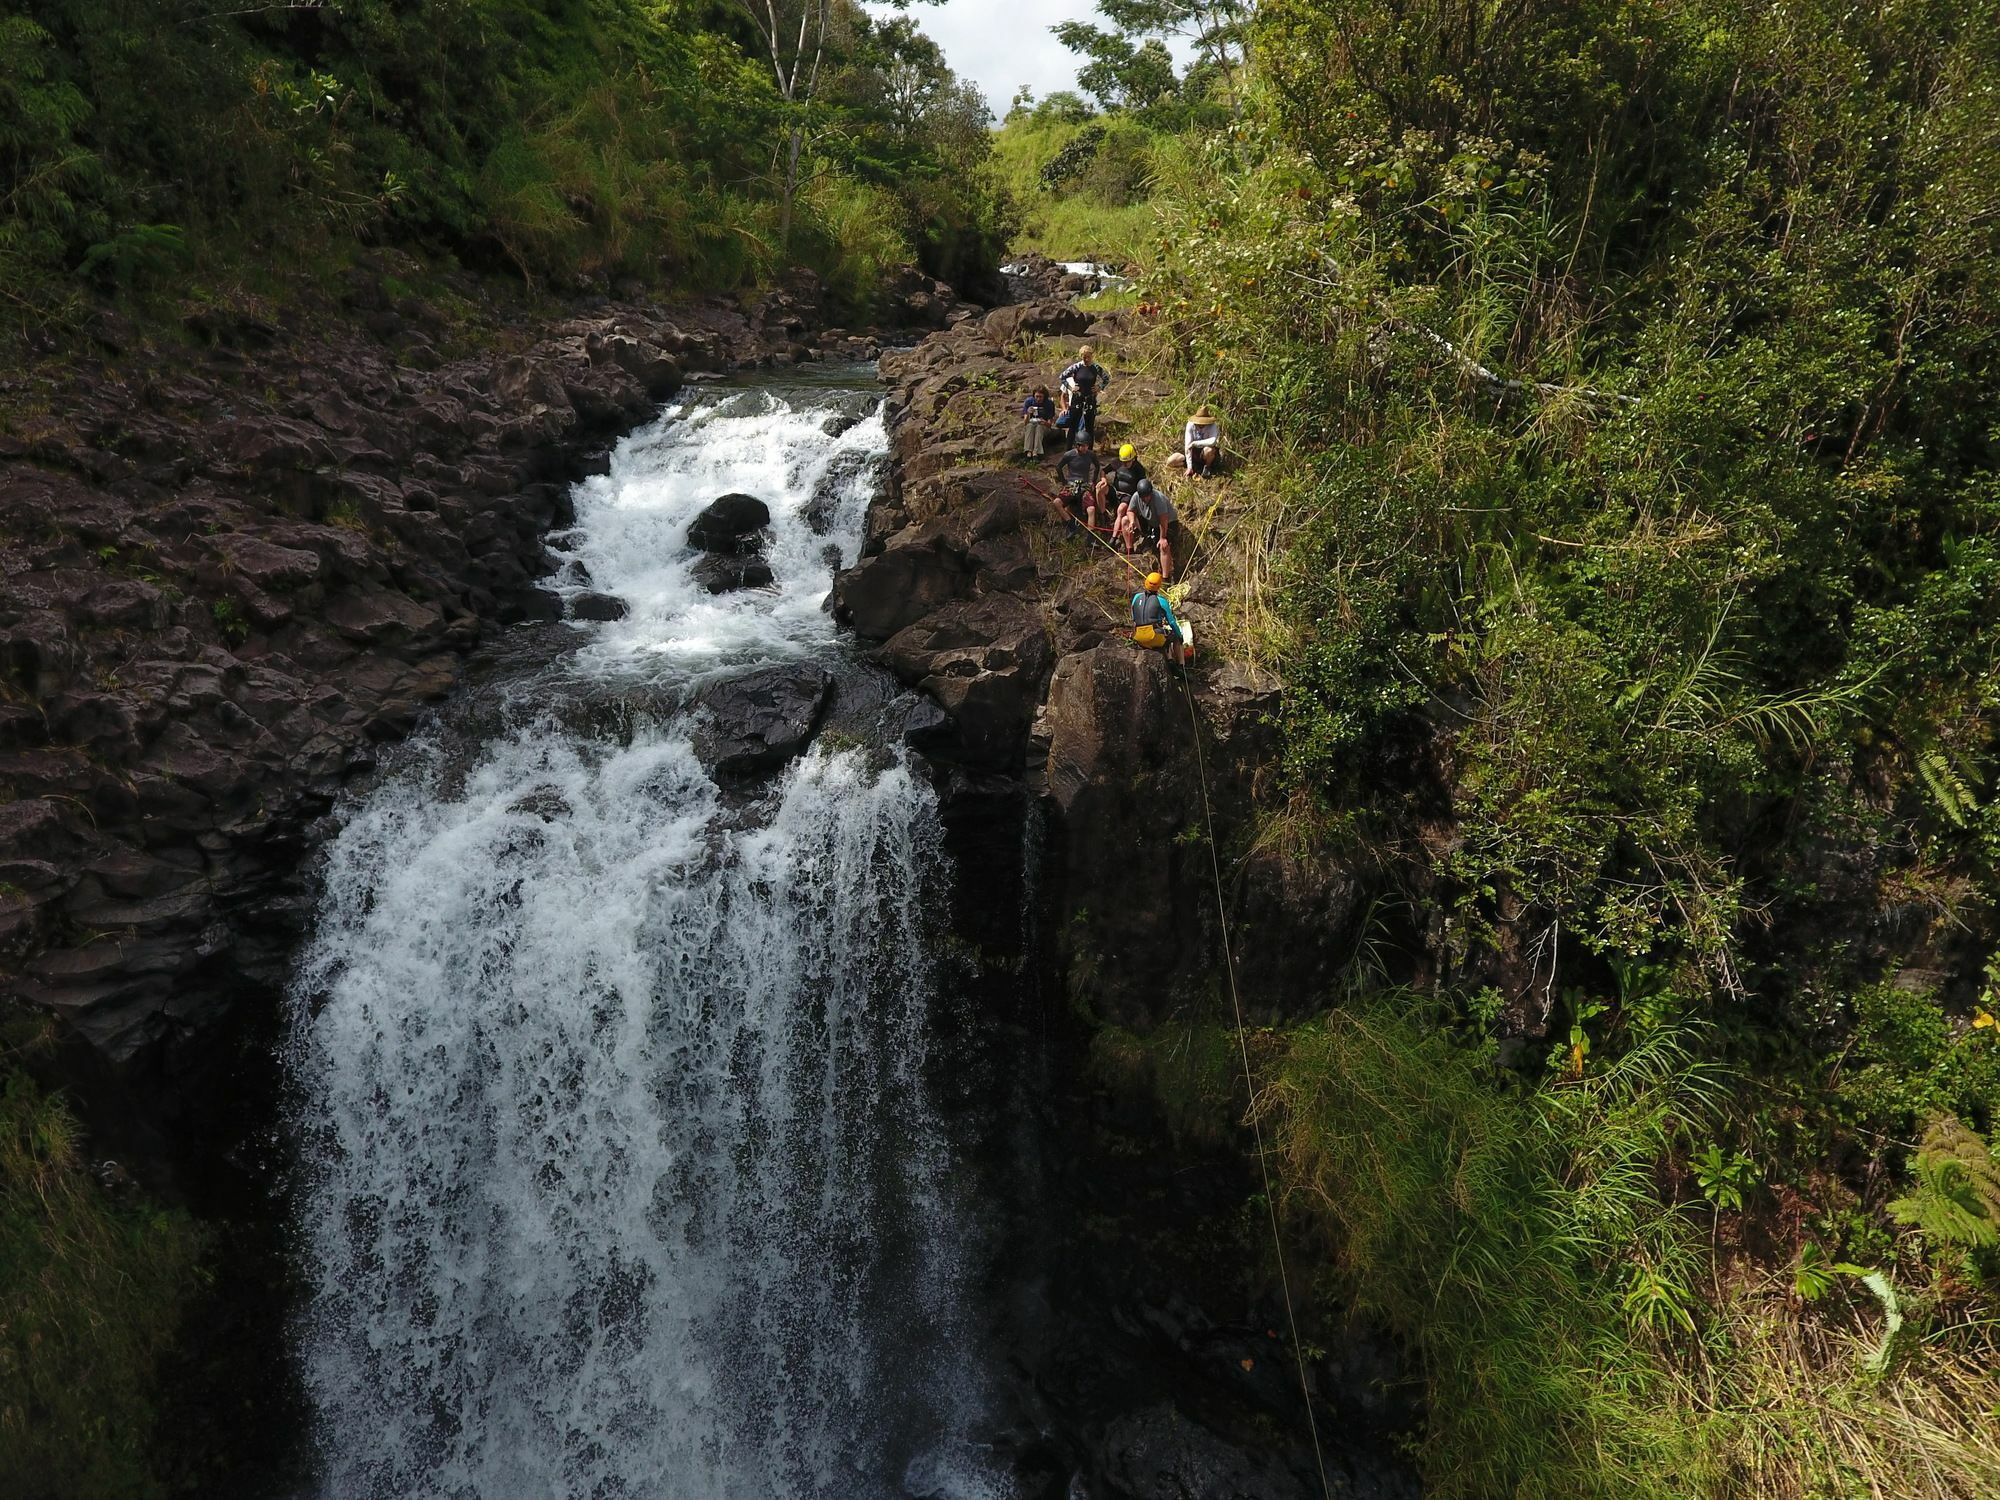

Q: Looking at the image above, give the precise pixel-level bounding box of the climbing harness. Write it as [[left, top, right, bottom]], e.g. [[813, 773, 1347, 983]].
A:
[[1017, 471, 1336, 1500]]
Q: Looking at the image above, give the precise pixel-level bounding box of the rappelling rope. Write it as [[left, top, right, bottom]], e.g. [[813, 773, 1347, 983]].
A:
[[1017, 474, 1337, 1500], [1177, 664, 1336, 1500]]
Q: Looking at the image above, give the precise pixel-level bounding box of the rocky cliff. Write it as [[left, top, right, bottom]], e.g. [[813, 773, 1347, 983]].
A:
[[835, 303, 1420, 1499], [835, 302, 1372, 1031], [0, 261, 975, 1117]]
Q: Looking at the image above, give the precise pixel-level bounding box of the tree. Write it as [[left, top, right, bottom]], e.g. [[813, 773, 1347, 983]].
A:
[[721, 0, 833, 245], [1053, 0, 1254, 112]]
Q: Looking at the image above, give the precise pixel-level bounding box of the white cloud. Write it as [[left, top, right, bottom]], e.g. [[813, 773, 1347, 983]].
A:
[[863, 0, 1096, 117]]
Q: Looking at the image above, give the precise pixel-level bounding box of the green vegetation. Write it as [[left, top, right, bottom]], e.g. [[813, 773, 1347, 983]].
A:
[[1034, 0, 2000, 1491], [0, 1032, 204, 1500], [0, 0, 1008, 338], [991, 93, 1167, 263]]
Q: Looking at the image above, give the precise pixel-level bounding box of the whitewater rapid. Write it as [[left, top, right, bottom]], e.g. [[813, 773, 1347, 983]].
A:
[[288, 375, 996, 1499]]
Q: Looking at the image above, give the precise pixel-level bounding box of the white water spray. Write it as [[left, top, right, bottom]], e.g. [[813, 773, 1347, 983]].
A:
[[290, 380, 995, 1500]]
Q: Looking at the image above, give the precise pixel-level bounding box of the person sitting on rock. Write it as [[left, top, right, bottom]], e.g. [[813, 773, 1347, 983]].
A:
[[1096, 442, 1147, 529], [1021, 385, 1057, 457], [1126, 478, 1179, 581], [1052, 435, 1102, 528], [1055, 343, 1110, 444], [1183, 406, 1222, 478], [1130, 571, 1187, 666]]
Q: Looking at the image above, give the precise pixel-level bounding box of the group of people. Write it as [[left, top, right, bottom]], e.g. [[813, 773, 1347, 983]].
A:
[[1021, 344, 1222, 479], [1019, 342, 1222, 667]]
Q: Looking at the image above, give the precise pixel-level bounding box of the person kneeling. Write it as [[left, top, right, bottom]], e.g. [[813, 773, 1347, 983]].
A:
[[1130, 479, 1177, 581], [1052, 436, 1101, 529], [1130, 572, 1187, 667]]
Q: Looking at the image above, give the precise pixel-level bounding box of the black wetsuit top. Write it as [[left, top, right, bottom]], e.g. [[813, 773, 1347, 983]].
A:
[[1107, 459, 1148, 504], [1060, 360, 1109, 409]]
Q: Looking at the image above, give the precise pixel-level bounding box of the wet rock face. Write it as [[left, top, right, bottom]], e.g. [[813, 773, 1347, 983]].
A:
[[691, 664, 834, 782], [0, 288, 802, 1088], [1095, 1403, 1311, 1500], [690, 553, 776, 595]]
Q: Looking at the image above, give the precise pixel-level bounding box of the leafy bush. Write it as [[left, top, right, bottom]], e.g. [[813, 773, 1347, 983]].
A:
[[1890, 1117, 2000, 1258]]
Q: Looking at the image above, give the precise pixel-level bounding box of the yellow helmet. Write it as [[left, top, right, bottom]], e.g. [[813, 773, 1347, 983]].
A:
[[1144, 571, 1163, 589], [1119, 443, 1136, 461]]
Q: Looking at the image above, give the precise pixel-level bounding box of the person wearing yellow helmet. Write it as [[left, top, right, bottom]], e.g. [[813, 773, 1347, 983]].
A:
[[1096, 442, 1148, 532], [1130, 571, 1187, 665]]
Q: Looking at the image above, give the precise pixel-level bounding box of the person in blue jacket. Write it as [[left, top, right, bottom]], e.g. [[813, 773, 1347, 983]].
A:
[[1130, 571, 1186, 666], [1021, 384, 1057, 456]]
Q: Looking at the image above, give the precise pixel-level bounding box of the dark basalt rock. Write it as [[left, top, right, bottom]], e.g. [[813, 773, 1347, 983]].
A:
[[690, 553, 775, 595], [877, 593, 1053, 771], [691, 664, 834, 782], [687, 492, 771, 552], [1093, 1403, 1313, 1500], [568, 591, 629, 621], [0, 278, 868, 1094]]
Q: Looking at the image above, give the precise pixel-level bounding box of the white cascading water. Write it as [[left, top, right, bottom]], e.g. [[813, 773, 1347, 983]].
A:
[[289, 379, 998, 1499]]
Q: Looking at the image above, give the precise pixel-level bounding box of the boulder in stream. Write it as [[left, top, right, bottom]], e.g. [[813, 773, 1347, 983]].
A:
[[687, 492, 771, 552], [569, 591, 628, 621], [690, 553, 776, 594], [692, 664, 834, 782]]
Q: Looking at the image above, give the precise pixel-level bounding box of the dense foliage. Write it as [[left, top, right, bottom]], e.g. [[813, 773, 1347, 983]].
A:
[[1094, 0, 2000, 1490], [0, 1055, 203, 1500], [0, 0, 1007, 331]]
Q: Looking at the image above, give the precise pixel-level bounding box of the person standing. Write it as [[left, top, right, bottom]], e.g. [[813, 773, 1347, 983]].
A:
[[1056, 344, 1110, 444], [1183, 406, 1222, 478]]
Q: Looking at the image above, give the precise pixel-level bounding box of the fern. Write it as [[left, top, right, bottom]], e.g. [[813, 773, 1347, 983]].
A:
[[1914, 744, 1979, 829], [1889, 1116, 2000, 1252]]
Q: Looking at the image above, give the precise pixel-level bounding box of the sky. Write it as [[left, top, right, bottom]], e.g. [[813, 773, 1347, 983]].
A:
[[863, 1, 1111, 118]]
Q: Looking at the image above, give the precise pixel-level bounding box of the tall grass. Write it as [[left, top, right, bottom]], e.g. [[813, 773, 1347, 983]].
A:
[[1255, 996, 2000, 1497], [1260, 997, 1715, 1498], [0, 1060, 203, 1499]]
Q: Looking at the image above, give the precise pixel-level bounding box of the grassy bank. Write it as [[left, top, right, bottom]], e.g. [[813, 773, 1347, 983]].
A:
[[0, 1026, 203, 1499]]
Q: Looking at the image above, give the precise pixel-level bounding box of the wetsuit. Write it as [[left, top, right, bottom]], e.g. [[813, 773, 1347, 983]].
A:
[[1105, 458, 1148, 510], [1130, 588, 1181, 647], [1057, 360, 1109, 439], [1052, 448, 1100, 519]]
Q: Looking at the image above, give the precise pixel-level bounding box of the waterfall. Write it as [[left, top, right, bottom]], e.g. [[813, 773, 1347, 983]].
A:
[[289, 375, 994, 1499]]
